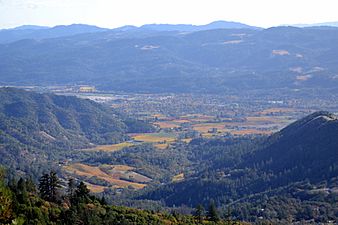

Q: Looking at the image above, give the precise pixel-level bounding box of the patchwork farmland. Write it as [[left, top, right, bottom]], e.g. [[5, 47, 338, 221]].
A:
[[57, 91, 332, 193]]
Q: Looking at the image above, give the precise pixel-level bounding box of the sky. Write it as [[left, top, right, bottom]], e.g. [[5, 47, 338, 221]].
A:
[[0, 0, 338, 29]]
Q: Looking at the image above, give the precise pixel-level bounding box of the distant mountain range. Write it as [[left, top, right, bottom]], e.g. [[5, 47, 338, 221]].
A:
[[0, 21, 259, 44], [2, 20, 338, 44], [1, 25, 338, 93], [0, 24, 108, 43]]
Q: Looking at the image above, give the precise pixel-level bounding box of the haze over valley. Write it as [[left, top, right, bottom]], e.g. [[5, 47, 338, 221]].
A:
[[0, 8, 338, 224]]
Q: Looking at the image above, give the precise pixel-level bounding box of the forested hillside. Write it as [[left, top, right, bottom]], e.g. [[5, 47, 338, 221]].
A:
[[0, 88, 152, 177], [138, 112, 338, 223], [0, 169, 243, 225]]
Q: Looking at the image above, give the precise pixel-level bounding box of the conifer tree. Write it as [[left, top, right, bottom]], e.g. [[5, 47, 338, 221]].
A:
[[38, 171, 61, 202], [194, 204, 205, 222], [49, 171, 61, 202], [207, 200, 219, 222], [74, 181, 90, 203], [16, 178, 28, 204], [67, 178, 76, 197], [38, 173, 50, 201]]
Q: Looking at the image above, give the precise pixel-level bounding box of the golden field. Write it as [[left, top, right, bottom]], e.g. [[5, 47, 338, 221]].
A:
[[154, 121, 180, 129], [63, 163, 151, 192], [131, 133, 176, 143], [83, 142, 134, 152], [172, 173, 184, 182]]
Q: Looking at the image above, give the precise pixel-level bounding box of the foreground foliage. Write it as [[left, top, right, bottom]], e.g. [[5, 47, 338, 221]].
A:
[[0, 168, 244, 225]]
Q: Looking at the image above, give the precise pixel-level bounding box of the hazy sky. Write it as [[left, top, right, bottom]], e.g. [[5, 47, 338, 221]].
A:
[[1, 0, 338, 29]]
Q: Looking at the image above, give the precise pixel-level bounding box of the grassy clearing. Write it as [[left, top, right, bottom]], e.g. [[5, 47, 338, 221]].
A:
[[84, 182, 106, 193], [83, 142, 134, 152], [172, 173, 184, 182], [246, 116, 275, 122], [181, 138, 192, 143], [171, 119, 191, 123], [179, 114, 215, 123], [154, 121, 180, 129], [201, 133, 217, 138], [181, 114, 215, 119], [193, 123, 230, 133], [102, 164, 135, 172], [63, 163, 149, 191], [154, 143, 169, 149], [131, 132, 176, 143], [151, 114, 169, 120], [246, 116, 294, 126]]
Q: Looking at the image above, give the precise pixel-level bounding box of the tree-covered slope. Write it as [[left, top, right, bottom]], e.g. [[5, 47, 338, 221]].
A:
[[0, 88, 153, 176], [138, 112, 338, 223], [0, 169, 244, 225], [0, 87, 128, 147], [242, 111, 338, 181]]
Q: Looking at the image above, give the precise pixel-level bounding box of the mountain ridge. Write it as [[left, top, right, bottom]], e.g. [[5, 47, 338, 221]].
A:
[[140, 20, 260, 31], [0, 21, 258, 44], [0, 87, 153, 175], [0, 24, 108, 43], [279, 111, 338, 138], [1, 26, 338, 93], [138, 111, 338, 223], [250, 111, 338, 177]]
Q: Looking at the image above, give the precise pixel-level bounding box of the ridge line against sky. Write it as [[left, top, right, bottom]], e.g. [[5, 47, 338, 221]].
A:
[[0, 0, 338, 29]]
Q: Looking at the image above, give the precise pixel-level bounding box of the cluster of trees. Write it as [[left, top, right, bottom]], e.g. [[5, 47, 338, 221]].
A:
[[193, 201, 228, 223], [0, 168, 244, 224], [85, 142, 192, 182]]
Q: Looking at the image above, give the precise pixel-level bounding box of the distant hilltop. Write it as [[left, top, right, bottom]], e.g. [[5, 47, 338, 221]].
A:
[[290, 21, 338, 28], [139, 20, 261, 31]]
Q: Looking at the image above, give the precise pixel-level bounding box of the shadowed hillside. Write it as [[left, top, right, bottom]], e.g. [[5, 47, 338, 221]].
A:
[[139, 112, 338, 223]]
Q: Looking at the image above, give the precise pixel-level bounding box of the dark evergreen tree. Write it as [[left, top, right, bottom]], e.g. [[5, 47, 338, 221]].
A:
[[67, 178, 76, 198], [38, 173, 50, 201], [224, 207, 232, 225], [38, 171, 61, 203], [194, 204, 205, 222], [16, 178, 28, 204], [100, 195, 107, 205], [25, 177, 36, 193], [207, 200, 219, 222], [75, 181, 90, 203], [49, 171, 61, 203]]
